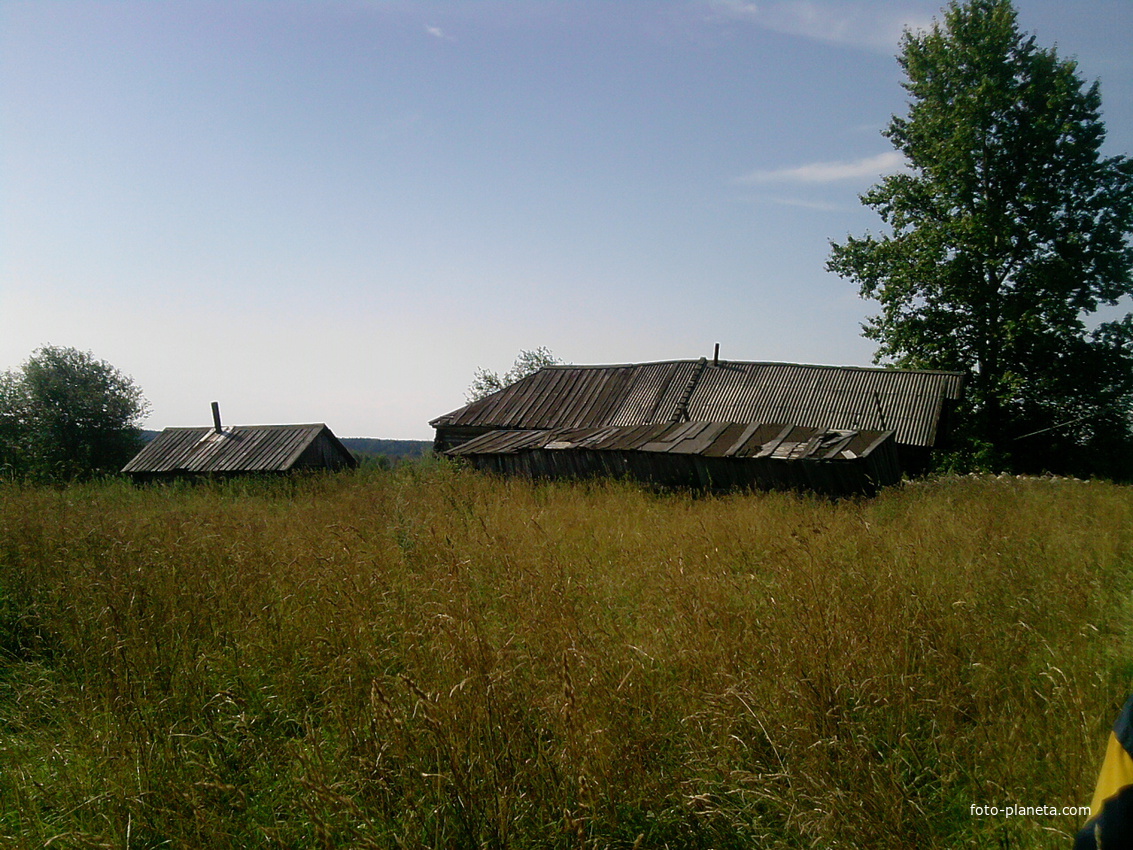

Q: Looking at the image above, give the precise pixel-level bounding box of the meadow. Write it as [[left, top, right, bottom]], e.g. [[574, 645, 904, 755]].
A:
[[0, 463, 1130, 848]]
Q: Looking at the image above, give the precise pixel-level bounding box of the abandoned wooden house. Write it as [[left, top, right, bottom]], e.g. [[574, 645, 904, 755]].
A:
[[431, 357, 965, 495], [122, 403, 357, 481]]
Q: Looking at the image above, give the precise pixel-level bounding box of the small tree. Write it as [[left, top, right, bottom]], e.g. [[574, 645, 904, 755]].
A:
[[467, 347, 563, 402], [0, 346, 150, 480], [827, 0, 1133, 476]]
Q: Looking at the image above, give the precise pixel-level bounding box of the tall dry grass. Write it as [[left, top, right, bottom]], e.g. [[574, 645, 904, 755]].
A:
[[0, 465, 1130, 848]]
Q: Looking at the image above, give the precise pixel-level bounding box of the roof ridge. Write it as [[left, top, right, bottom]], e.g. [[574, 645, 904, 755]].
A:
[[541, 360, 965, 376], [153, 422, 328, 431]]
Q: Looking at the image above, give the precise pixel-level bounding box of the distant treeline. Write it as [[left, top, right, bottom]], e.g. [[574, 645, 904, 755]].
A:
[[339, 438, 431, 461]]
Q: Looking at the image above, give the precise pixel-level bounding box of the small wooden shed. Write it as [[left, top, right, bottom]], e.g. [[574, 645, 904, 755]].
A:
[[123, 406, 356, 481]]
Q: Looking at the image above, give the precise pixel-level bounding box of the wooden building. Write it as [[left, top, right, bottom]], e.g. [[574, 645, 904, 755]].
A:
[[123, 404, 356, 480], [431, 357, 965, 496]]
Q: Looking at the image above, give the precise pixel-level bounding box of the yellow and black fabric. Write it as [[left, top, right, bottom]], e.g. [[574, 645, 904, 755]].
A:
[[1077, 694, 1133, 849]]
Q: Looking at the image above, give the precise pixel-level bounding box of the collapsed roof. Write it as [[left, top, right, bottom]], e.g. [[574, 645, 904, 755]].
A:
[[433, 359, 964, 453]]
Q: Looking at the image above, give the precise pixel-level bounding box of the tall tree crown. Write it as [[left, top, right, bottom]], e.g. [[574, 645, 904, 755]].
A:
[[828, 0, 1133, 475]]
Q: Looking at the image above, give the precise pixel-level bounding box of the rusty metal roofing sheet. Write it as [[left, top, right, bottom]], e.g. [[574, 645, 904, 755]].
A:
[[433, 360, 963, 449], [122, 424, 351, 474]]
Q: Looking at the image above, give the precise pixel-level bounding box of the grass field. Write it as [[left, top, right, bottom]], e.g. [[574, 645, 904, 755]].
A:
[[0, 463, 1130, 848]]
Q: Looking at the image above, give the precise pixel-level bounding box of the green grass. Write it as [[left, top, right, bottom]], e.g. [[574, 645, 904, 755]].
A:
[[0, 465, 1129, 848]]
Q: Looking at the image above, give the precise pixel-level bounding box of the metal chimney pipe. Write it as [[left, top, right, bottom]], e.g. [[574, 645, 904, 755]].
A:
[[713, 343, 719, 366], [211, 401, 222, 433]]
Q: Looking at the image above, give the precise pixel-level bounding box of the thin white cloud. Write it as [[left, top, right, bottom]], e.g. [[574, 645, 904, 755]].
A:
[[738, 151, 906, 184], [425, 25, 453, 41], [709, 0, 934, 53]]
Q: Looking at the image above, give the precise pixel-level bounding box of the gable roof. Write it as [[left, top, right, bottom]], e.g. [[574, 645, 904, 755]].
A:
[[432, 360, 965, 449], [122, 424, 356, 475]]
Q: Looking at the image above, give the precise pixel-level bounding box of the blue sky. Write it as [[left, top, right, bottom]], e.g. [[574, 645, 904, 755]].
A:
[[2, 1, 1131, 439]]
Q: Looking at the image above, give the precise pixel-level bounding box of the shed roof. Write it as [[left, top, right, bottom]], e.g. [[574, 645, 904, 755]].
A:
[[122, 424, 356, 475], [432, 360, 964, 449]]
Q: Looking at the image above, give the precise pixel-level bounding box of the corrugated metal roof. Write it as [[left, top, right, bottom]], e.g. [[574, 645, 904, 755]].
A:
[[685, 362, 961, 448], [439, 361, 702, 431], [446, 422, 902, 496], [447, 422, 894, 462], [432, 360, 964, 449], [122, 424, 354, 475]]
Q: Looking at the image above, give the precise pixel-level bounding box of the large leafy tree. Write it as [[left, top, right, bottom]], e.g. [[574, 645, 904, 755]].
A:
[[828, 0, 1133, 475], [0, 346, 150, 480]]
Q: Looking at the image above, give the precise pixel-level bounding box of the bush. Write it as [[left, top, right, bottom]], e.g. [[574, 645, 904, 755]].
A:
[[0, 346, 149, 481]]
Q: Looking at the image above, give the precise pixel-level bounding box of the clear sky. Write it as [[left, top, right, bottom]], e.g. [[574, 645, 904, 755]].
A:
[[3, 1, 1131, 439]]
